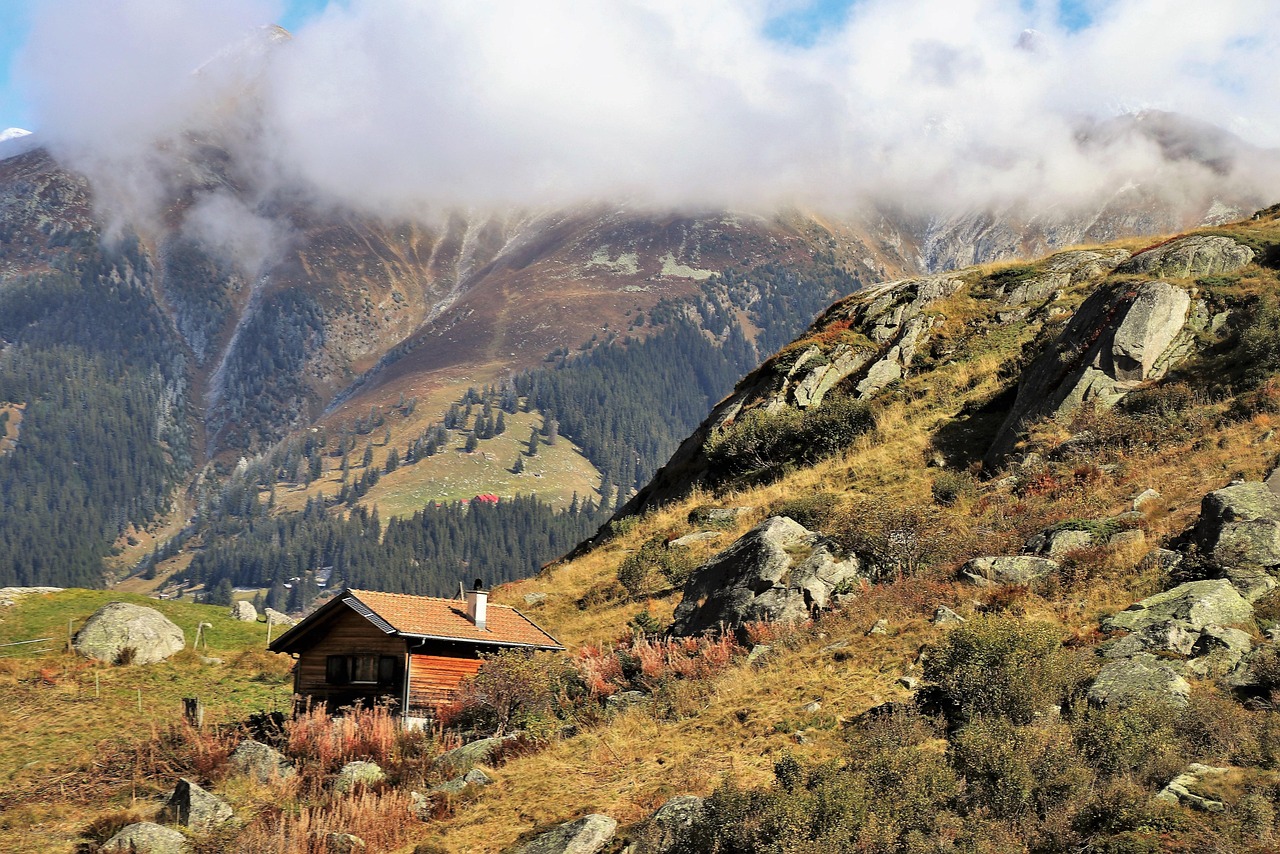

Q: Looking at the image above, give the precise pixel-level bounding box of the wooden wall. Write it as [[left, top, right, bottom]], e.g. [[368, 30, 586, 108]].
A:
[[407, 641, 484, 713], [295, 606, 407, 709]]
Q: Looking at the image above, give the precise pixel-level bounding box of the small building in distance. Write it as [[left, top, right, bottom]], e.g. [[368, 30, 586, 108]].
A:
[[268, 582, 563, 722]]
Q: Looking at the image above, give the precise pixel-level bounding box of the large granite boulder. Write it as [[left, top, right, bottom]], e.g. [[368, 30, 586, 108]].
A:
[[987, 280, 1195, 464], [671, 517, 866, 636], [334, 760, 385, 794], [433, 733, 524, 776], [102, 822, 190, 853], [630, 796, 706, 854], [506, 814, 618, 854], [1190, 482, 1280, 600], [158, 778, 233, 830], [1103, 580, 1254, 635], [231, 739, 295, 783], [263, 607, 295, 626], [1116, 234, 1255, 278], [73, 602, 185, 665], [959, 555, 1060, 587], [230, 601, 257, 622], [1088, 654, 1191, 708]]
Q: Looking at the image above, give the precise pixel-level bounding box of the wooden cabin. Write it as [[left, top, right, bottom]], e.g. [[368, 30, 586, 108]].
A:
[[268, 583, 563, 721]]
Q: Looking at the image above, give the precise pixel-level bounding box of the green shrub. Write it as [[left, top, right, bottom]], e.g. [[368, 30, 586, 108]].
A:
[[1239, 297, 1280, 388], [922, 614, 1093, 725], [949, 718, 1092, 820], [1071, 701, 1180, 781], [931, 470, 978, 506], [615, 536, 700, 596]]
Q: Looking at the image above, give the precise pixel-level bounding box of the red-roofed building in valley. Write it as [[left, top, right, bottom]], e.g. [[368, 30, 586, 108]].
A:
[[268, 581, 563, 722], [472, 493, 500, 505]]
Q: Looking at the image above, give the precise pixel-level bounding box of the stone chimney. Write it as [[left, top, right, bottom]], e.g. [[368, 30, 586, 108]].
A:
[[465, 578, 487, 630]]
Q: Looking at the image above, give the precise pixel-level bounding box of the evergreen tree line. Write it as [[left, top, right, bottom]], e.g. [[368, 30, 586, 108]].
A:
[[182, 494, 611, 599]]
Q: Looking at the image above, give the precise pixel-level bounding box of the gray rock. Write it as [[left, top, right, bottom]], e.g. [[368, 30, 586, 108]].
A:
[[1046, 530, 1094, 558], [1187, 625, 1254, 678], [0, 585, 63, 600], [334, 760, 385, 793], [1116, 235, 1254, 278], [523, 592, 548, 607], [322, 832, 366, 853], [867, 619, 888, 636], [158, 778, 233, 830], [671, 517, 866, 635], [73, 602, 185, 665], [102, 822, 190, 853], [507, 814, 618, 854], [1155, 764, 1230, 813], [960, 556, 1059, 587], [434, 733, 523, 775], [669, 531, 722, 548], [263, 607, 295, 626], [1266, 466, 1280, 496], [933, 606, 964, 625], [231, 739, 296, 783], [1189, 483, 1280, 600], [1133, 489, 1162, 511], [1103, 580, 1254, 635], [800, 700, 822, 713], [855, 356, 902, 398], [230, 601, 257, 622], [633, 796, 705, 854], [606, 690, 650, 713], [1088, 654, 1191, 708], [431, 767, 496, 795], [1108, 529, 1147, 549], [746, 644, 772, 665], [898, 675, 919, 690]]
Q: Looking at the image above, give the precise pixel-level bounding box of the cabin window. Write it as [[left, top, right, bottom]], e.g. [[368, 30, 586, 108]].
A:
[[325, 654, 401, 686]]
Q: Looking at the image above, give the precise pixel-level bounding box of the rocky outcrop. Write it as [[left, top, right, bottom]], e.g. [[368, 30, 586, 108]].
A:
[[73, 602, 185, 665], [988, 280, 1198, 463], [231, 739, 296, 783], [263, 607, 295, 626], [1088, 654, 1191, 708], [630, 796, 706, 854], [102, 822, 190, 853], [0, 586, 63, 606], [1189, 482, 1280, 601], [507, 814, 618, 854], [1155, 764, 1230, 812], [430, 767, 495, 796], [433, 733, 524, 776], [1103, 580, 1254, 635], [158, 778, 233, 831], [671, 517, 866, 636], [334, 760, 385, 793], [959, 555, 1060, 587], [230, 601, 258, 622], [1116, 234, 1254, 278]]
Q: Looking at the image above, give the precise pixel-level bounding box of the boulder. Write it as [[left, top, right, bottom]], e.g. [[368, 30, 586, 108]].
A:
[[1088, 655, 1191, 708], [231, 739, 296, 783], [263, 607, 295, 626], [1116, 234, 1254, 278], [1155, 764, 1230, 812], [430, 767, 495, 796], [433, 733, 523, 776], [1046, 530, 1093, 558], [102, 822, 190, 854], [321, 832, 366, 853], [523, 592, 548, 607], [507, 814, 618, 854], [334, 760, 385, 794], [1186, 625, 1254, 679], [1190, 483, 1280, 600], [960, 555, 1060, 587], [1108, 529, 1146, 549], [73, 602, 185, 665], [605, 690, 650, 713], [631, 796, 705, 854], [0, 586, 63, 608], [1133, 489, 1162, 511], [933, 606, 964, 625], [867, 619, 888, 636], [230, 601, 257, 622], [158, 778, 233, 830], [1103, 580, 1254, 635], [669, 531, 722, 548], [987, 281, 1194, 464], [671, 517, 866, 636]]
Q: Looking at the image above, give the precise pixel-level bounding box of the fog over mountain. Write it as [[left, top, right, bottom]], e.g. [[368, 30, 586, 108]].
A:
[[13, 0, 1280, 249]]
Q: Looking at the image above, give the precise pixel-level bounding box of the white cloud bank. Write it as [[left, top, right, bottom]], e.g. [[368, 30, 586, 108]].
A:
[[15, 0, 1280, 229]]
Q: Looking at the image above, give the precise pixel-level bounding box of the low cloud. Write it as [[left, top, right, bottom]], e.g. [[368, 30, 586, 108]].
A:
[[15, 0, 1280, 245]]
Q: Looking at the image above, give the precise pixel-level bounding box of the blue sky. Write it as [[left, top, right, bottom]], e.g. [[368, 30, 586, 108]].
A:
[[0, 0, 1096, 134]]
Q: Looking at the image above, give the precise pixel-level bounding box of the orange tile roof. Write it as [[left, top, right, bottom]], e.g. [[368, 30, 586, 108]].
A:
[[346, 588, 563, 649]]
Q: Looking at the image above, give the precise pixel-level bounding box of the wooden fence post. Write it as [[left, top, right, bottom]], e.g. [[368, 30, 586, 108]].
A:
[[182, 697, 205, 728]]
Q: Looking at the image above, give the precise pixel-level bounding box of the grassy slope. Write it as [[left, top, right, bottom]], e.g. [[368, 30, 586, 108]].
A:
[[0, 590, 293, 854]]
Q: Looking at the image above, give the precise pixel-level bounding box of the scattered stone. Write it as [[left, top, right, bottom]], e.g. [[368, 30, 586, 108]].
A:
[[671, 517, 868, 636], [689, 506, 751, 526], [746, 644, 772, 665], [820, 640, 849, 651], [1133, 489, 1162, 512], [158, 778, 233, 830], [507, 813, 618, 854], [523, 592, 547, 607], [898, 675, 919, 690], [334, 760, 385, 794], [1103, 580, 1254, 635], [321, 832, 366, 853], [793, 730, 810, 745], [433, 733, 523, 776], [801, 700, 822, 713], [1155, 764, 1230, 813], [1088, 654, 1191, 708], [960, 555, 1060, 587], [632, 796, 705, 854], [231, 739, 296, 783], [0, 586, 63, 607], [263, 608, 295, 626], [1116, 234, 1255, 278], [1266, 467, 1280, 496], [230, 601, 257, 622], [605, 690, 650, 713], [73, 602, 185, 665], [1108, 529, 1146, 549], [1046, 530, 1094, 558], [933, 606, 964, 625], [431, 767, 496, 796], [102, 822, 190, 853], [669, 531, 723, 548], [867, 619, 888, 636]]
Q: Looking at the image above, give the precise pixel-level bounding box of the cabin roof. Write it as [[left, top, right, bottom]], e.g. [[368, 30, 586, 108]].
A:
[[269, 587, 564, 653]]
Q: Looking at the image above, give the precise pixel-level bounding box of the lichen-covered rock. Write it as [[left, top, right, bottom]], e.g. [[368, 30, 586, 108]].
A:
[[1155, 764, 1230, 812], [631, 796, 706, 854], [959, 555, 1060, 587], [507, 814, 618, 854], [1088, 655, 1191, 708], [73, 602, 185, 665], [1117, 234, 1254, 278], [158, 778, 233, 830], [1190, 482, 1280, 600], [230, 601, 257, 622], [433, 733, 523, 776], [231, 739, 295, 783], [102, 822, 190, 853], [933, 605, 964, 625], [263, 607, 295, 626], [334, 760, 385, 793], [671, 517, 866, 636], [1186, 625, 1254, 678], [430, 767, 495, 796], [669, 531, 722, 548], [1104, 580, 1254, 634]]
